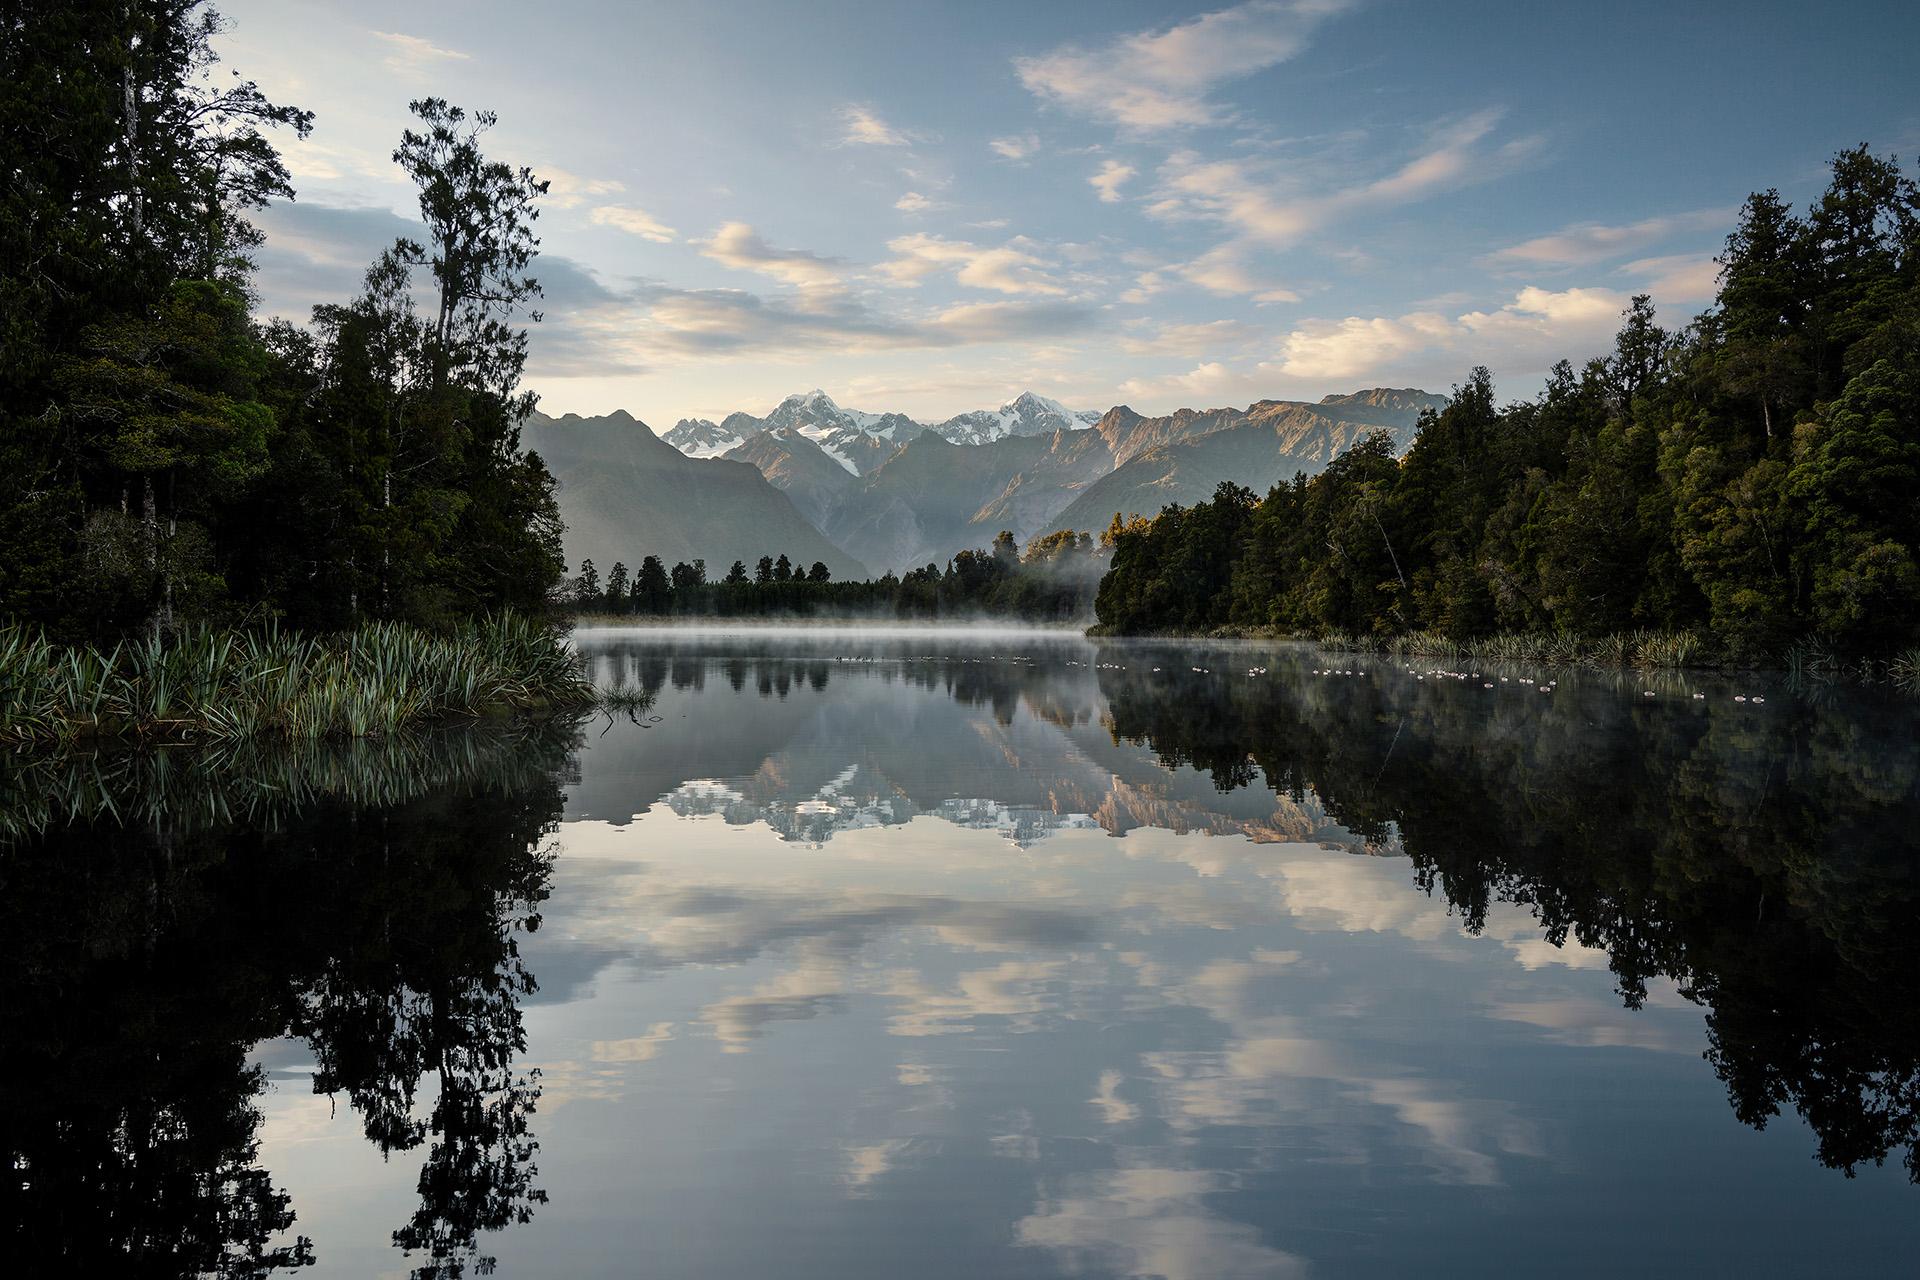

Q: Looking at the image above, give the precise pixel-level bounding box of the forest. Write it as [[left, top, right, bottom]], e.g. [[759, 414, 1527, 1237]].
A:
[[570, 528, 1105, 623], [1, 3, 563, 641], [1095, 148, 1920, 661]]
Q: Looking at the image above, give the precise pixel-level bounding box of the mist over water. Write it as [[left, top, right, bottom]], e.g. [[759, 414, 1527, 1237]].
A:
[[7, 627, 1916, 1277]]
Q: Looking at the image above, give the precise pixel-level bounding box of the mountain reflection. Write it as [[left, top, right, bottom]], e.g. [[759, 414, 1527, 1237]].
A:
[[4, 633, 1916, 1276], [577, 633, 1920, 1184], [0, 726, 574, 1277]]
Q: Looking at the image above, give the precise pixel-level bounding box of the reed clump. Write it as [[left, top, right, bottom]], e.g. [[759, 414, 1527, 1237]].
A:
[[0, 613, 594, 747]]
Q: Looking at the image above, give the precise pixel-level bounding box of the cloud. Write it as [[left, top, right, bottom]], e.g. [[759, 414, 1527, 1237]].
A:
[[1175, 243, 1299, 301], [1119, 269, 1170, 305], [698, 221, 845, 293], [991, 133, 1042, 161], [1152, 109, 1513, 250], [590, 205, 677, 242], [552, 279, 1097, 374], [1486, 207, 1733, 269], [543, 167, 627, 209], [589, 1023, 677, 1063], [1089, 1069, 1139, 1126], [1131, 110, 1520, 302], [1119, 319, 1253, 357], [1016, 1167, 1310, 1280], [251, 201, 1099, 383], [1117, 362, 1244, 403], [839, 103, 917, 147], [878, 232, 1066, 296], [1015, 0, 1352, 131], [894, 191, 943, 214], [370, 30, 470, 74], [1276, 312, 1459, 381], [1620, 252, 1721, 302], [1274, 284, 1633, 381], [1090, 159, 1136, 203]]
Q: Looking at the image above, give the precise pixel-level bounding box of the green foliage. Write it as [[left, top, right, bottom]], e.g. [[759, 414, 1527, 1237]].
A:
[[1096, 148, 1920, 658], [576, 530, 1107, 622], [0, 6, 566, 640], [0, 613, 592, 746]]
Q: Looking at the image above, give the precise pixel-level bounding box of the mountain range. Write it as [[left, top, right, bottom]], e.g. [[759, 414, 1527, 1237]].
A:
[[531, 386, 1444, 578]]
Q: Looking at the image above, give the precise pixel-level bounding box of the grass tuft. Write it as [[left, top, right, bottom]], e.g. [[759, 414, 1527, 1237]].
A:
[[0, 612, 596, 748]]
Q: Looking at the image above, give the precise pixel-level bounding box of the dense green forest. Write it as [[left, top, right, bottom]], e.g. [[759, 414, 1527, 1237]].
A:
[[1096, 149, 1920, 659], [1, 3, 564, 641], [572, 528, 1105, 622]]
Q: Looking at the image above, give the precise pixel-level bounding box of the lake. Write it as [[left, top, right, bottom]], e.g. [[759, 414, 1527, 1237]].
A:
[[6, 626, 1917, 1277]]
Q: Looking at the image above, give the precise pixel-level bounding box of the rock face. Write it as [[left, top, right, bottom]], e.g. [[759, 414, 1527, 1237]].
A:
[[628, 386, 1446, 575], [1053, 390, 1448, 536], [659, 418, 743, 458], [926, 391, 1102, 446], [521, 410, 870, 581]]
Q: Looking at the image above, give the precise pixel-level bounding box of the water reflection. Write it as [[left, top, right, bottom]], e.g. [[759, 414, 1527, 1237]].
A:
[[4, 631, 1917, 1276], [1, 726, 574, 1277]]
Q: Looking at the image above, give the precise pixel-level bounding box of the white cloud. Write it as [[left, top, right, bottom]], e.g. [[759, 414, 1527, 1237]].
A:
[[991, 133, 1041, 161], [1015, 0, 1353, 131], [1090, 159, 1136, 203], [589, 1022, 677, 1062], [1119, 319, 1253, 357], [370, 30, 470, 74], [1118, 361, 1241, 402], [590, 205, 677, 243], [838, 103, 916, 147], [1175, 243, 1299, 302], [878, 232, 1066, 296], [1620, 252, 1721, 302], [1119, 269, 1170, 305], [1486, 207, 1733, 269], [698, 221, 845, 292], [1275, 284, 1632, 381], [1089, 1069, 1139, 1126], [894, 191, 942, 214], [1153, 109, 1511, 250], [543, 167, 627, 210], [1016, 1167, 1310, 1280]]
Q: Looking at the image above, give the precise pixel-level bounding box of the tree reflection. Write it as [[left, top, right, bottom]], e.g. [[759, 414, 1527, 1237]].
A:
[[1097, 647, 1920, 1182], [0, 725, 573, 1275]]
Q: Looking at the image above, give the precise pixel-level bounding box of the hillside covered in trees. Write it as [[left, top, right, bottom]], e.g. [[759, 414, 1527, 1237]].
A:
[[1095, 149, 1920, 660], [1, 3, 565, 640], [572, 528, 1105, 623]]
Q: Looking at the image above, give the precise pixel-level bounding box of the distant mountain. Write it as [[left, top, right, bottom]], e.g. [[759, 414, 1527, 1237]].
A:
[[521, 410, 869, 580], [1054, 391, 1446, 535], [927, 391, 1101, 446], [598, 386, 1444, 576], [714, 389, 918, 477], [723, 425, 860, 528], [821, 428, 1113, 572], [660, 417, 742, 458]]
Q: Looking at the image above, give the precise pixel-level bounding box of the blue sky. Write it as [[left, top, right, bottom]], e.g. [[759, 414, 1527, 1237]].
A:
[[222, 0, 1920, 424]]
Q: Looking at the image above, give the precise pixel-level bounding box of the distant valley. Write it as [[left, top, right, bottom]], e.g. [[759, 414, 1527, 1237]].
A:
[[528, 386, 1445, 577]]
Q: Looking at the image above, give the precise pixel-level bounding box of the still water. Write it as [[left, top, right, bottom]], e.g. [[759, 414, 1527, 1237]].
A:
[[6, 627, 1918, 1277]]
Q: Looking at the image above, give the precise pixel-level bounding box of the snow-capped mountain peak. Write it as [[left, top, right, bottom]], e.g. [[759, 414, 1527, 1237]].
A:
[[659, 417, 744, 459], [928, 390, 1101, 446]]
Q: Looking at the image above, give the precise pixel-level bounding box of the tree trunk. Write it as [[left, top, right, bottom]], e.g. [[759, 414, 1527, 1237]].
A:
[[142, 475, 158, 639], [122, 30, 142, 243]]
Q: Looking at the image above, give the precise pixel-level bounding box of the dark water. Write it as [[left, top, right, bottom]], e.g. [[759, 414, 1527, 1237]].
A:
[[6, 627, 1918, 1278]]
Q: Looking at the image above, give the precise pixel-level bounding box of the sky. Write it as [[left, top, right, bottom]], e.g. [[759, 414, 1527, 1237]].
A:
[[220, 0, 1920, 426]]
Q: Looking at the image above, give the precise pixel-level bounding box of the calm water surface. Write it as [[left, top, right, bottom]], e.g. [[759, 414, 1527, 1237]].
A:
[[6, 627, 1918, 1277]]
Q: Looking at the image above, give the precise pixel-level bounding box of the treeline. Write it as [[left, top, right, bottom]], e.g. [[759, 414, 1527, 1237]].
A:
[[576, 529, 1106, 622], [1, 4, 565, 641], [1096, 148, 1920, 658]]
